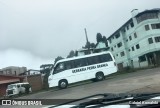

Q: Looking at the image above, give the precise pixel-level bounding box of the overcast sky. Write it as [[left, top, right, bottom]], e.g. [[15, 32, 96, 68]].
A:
[[0, 0, 159, 69]]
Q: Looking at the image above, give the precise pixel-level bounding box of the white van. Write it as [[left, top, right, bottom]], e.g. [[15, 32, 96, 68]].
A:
[[48, 51, 117, 89], [6, 82, 32, 97]]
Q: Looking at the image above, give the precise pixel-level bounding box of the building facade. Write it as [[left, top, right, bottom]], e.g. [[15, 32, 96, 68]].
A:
[[108, 8, 160, 70], [0, 66, 27, 76]]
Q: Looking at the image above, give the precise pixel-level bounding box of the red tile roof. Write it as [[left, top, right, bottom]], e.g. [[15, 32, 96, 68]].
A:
[[0, 79, 20, 84]]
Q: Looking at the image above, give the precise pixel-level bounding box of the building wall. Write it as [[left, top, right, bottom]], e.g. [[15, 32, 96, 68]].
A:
[[0, 84, 7, 97], [0, 75, 23, 97], [1, 66, 27, 76], [27, 74, 43, 92], [108, 9, 160, 69]]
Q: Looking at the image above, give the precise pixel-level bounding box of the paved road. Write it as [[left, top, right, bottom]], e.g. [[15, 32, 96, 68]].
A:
[[1, 67, 160, 108]]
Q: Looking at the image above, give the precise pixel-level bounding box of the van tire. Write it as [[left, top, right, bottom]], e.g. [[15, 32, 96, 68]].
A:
[[58, 79, 68, 89], [95, 72, 104, 81]]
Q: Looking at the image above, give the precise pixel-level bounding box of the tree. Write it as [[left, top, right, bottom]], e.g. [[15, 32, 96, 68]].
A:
[[96, 33, 103, 43], [67, 50, 75, 58], [90, 43, 96, 48], [54, 56, 64, 63], [84, 41, 90, 49], [102, 36, 108, 47], [40, 64, 53, 90]]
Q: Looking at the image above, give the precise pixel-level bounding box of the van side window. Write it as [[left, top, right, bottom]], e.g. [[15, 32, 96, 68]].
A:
[[74, 58, 88, 68], [87, 56, 100, 65], [99, 54, 113, 62], [54, 62, 65, 73], [21, 84, 25, 87], [65, 60, 74, 70]]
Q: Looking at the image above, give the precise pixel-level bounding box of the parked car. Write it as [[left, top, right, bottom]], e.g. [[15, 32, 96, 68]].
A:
[[6, 82, 32, 97]]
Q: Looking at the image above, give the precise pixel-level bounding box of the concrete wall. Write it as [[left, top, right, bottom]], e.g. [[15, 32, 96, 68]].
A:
[[1, 66, 27, 76], [26, 74, 43, 92]]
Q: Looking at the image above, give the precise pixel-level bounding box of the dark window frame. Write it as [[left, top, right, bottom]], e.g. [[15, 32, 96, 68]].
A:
[[145, 25, 150, 31], [120, 51, 125, 57], [136, 44, 140, 49], [155, 36, 160, 43], [132, 46, 135, 51], [115, 33, 120, 39], [129, 36, 132, 40], [134, 33, 137, 38], [151, 23, 160, 29], [148, 38, 153, 44], [117, 42, 122, 48], [136, 13, 158, 23], [130, 22, 134, 28]]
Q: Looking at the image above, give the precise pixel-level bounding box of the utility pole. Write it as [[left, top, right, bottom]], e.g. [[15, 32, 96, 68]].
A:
[[84, 28, 90, 54], [84, 28, 89, 44]]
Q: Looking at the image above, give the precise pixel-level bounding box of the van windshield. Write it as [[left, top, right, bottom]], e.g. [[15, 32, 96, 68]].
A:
[[7, 85, 17, 89]]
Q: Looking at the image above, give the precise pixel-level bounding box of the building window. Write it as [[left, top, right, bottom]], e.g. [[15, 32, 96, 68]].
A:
[[130, 22, 134, 27], [126, 39, 128, 42], [128, 49, 131, 52], [151, 23, 160, 29], [136, 44, 140, 49], [116, 54, 118, 56], [129, 36, 132, 40], [155, 36, 160, 42], [139, 55, 146, 62], [122, 28, 126, 33], [134, 33, 137, 38], [111, 47, 114, 51], [117, 42, 122, 48], [120, 51, 125, 57], [148, 38, 153, 44], [115, 33, 120, 39], [127, 25, 129, 30], [132, 46, 135, 51], [145, 25, 150, 31], [136, 13, 158, 23]]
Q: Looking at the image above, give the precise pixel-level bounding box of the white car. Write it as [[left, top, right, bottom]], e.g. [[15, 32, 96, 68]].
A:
[[6, 82, 32, 97]]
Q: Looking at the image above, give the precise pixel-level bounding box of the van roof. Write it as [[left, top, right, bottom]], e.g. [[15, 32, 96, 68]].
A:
[[9, 82, 29, 85], [56, 51, 111, 64]]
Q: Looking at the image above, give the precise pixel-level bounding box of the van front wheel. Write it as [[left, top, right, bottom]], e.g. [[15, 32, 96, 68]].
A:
[[58, 80, 68, 89]]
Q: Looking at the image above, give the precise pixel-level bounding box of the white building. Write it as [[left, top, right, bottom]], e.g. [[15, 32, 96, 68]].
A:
[[76, 42, 109, 56], [108, 8, 160, 70]]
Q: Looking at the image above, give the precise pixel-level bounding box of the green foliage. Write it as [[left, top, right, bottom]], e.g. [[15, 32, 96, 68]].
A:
[[96, 33, 103, 43], [102, 36, 108, 47], [90, 43, 96, 48], [67, 50, 75, 58], [54, 56, 64, 63]]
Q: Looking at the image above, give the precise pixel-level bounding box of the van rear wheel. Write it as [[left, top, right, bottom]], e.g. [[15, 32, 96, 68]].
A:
[[96, 72, 104, 81], [58, 80, 68, 89]]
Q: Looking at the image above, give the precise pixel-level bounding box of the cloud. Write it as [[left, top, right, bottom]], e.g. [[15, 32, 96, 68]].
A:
[[0, 49, 53, 69], [0, 0, 159, 68]]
